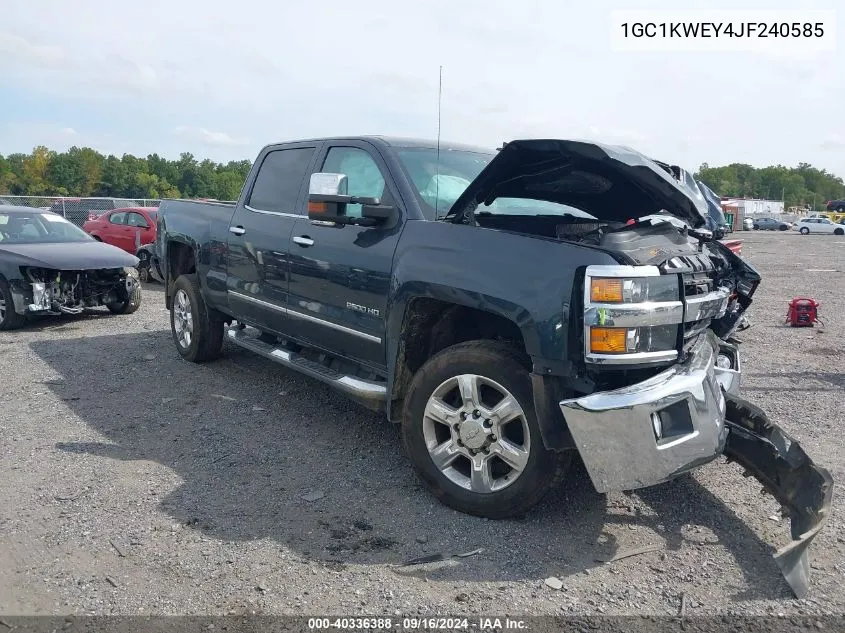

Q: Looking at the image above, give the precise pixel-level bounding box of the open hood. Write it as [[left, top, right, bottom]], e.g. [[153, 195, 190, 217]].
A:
[[443, 139, 708, 228]]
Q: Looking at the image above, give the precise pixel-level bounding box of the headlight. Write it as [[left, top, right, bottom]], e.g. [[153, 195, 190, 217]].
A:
[[590, 275, 679, 303], [583, 265, 683, 365]]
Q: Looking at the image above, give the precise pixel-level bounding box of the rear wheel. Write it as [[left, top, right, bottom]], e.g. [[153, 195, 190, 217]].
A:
[[800, 227, 810, 235], [170, 273, 224, 362], [401, 340, 568, 519], [0, 278, 26, 331]]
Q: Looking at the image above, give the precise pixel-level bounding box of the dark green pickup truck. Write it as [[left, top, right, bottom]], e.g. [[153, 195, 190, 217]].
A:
[[156, 136, 832, 597]]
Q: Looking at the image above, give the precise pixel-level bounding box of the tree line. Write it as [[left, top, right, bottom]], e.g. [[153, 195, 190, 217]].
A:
[[2, 145, 844, 210], [0, 146, 252, 201], [695, 162, 845, 209]]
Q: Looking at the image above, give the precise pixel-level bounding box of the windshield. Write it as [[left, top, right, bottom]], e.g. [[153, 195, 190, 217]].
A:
[[0, 212, 95, 244], [395, 147, 596, 220]]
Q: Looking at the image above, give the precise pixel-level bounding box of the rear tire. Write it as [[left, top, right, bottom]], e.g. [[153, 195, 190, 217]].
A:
[[0, 278, 26, 331], [170, 273, 224, 362], [401, 340, 569, 519], [800, 227, 810, 235]]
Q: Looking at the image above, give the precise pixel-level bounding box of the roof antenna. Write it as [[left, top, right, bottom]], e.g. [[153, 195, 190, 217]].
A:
[[435, 64, 443, 218]]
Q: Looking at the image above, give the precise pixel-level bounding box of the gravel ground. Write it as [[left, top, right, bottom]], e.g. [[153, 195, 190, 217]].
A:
[[1, 230, 843, 618]]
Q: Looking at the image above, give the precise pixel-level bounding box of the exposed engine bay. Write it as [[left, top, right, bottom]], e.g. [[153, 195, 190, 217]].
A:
[[23, 266, 139, 315], [476, 212, 760, 340]]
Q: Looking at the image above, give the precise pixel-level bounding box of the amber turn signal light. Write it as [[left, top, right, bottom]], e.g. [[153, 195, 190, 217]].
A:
[[590, 278, 623, 303], [590, 327, 628, 353]]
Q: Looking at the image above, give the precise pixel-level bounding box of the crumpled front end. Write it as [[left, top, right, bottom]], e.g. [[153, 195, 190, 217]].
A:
[[13, 266, 138, 316], [559, 332, 833, 597], [561, 330, 733, 493]]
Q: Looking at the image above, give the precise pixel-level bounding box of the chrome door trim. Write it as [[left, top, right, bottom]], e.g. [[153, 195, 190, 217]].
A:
[[227, 291, 381, 343], [244, 204, 301, 219]]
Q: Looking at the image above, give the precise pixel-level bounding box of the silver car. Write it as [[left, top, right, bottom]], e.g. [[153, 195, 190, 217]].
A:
[[753, 217, 789, 231]]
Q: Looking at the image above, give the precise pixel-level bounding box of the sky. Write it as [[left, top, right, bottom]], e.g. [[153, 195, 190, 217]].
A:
[[0, 0, 842, 176]]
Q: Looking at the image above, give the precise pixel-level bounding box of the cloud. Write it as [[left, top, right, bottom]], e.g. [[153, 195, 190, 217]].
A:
[[821, 136, 845, 150], [0, 33, 65, 67], [173, 126, 251, 148]]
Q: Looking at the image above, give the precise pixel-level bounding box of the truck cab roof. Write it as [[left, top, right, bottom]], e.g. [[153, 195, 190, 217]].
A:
[[261, 135, 495, 155]]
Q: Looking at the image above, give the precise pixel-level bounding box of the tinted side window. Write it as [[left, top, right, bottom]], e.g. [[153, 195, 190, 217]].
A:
[[109, 212, 126, 225], [321, 147, 387, 218], [247, 147, 315, 214]]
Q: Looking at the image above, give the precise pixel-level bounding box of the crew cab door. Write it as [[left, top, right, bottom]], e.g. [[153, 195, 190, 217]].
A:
[[226, 142, 321, 333], [287, 141, 403, 372]]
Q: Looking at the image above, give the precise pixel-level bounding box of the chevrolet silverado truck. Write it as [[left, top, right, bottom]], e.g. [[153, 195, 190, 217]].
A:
[[157, 137, 832, 596]]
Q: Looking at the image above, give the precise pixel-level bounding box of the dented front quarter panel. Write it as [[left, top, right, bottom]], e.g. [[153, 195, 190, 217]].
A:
[[724, 394, 834, 598]]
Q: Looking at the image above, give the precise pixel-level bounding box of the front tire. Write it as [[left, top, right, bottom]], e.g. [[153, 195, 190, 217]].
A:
[[800, 227, 810, 235], [835, 228, 844, 236], [0, 278, 26, 331], [170, 274, 224, 362], [401, 340, 568, 519], [106, 268, 142, 315]]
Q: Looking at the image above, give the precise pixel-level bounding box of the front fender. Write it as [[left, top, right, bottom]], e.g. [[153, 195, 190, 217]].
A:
[[384, 220, 621, 418]]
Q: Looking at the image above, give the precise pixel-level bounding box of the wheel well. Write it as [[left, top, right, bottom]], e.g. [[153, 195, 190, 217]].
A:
[[165, 241, 196, 309], [391, 297, 527, 406], [167, 241, 196, 280]]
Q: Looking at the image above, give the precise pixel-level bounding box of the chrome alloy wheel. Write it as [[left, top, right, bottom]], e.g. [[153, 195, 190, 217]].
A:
[[172, 289, 194, 349], [0, 296, 6, 321], [422, 373, 531, 493]]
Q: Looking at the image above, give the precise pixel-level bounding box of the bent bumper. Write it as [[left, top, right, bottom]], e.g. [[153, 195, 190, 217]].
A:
[[724, 395, 833, 598], [561, 332, 733, 493]]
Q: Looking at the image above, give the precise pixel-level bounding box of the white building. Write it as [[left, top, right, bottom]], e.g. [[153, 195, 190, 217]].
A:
[[721, 198, 785, 217]]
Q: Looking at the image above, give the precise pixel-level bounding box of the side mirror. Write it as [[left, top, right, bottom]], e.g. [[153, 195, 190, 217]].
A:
[[307, 172, 393, 226]]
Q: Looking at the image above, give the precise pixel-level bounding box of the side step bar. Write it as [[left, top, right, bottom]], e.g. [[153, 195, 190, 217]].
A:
[[226, 326, 388, 409]]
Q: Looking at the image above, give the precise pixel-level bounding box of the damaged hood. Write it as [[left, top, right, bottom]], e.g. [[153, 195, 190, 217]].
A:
[[0, 241, 138, 270], [444, 139, 708, 228]]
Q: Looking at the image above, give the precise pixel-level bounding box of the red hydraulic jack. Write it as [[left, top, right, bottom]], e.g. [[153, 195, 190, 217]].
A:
[[785, 297, 824, 327]]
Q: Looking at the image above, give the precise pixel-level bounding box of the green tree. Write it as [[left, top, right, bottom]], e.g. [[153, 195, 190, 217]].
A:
[[20, 146, 54, 195]]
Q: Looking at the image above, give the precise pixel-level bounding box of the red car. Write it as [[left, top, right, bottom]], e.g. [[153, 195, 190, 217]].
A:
[[82, 207, 159, 254]]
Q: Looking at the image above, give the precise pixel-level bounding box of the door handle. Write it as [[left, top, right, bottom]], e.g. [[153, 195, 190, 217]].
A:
[[229, 225, 246, 236], [293, 236, 314, 247]]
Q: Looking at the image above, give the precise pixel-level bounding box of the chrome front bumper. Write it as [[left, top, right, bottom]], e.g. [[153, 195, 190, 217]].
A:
[[561, 332, 740, 493]]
